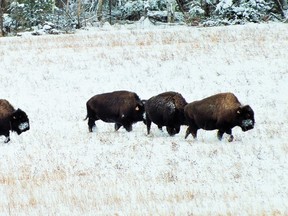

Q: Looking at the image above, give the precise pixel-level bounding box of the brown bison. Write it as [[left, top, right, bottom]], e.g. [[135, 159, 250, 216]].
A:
[[145, 91, 188, 136], [85, 90, 145, 132], [0, 99, 30, 143], [184, 92, 255, 142]]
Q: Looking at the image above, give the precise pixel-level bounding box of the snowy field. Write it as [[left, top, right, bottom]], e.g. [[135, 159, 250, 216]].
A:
[[0, 22, 288, 215]]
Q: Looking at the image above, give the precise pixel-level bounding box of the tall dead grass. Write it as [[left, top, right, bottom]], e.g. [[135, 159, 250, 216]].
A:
[[0, 23, 287, 215]]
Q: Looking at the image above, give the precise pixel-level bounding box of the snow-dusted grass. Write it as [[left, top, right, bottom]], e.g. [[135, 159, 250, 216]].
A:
[[0, 22, 287, 215]]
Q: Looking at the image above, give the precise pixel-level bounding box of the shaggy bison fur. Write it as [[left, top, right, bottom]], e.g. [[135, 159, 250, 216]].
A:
[[184, 92, 255, 142], [145, 91, 188, 136], [85, 90, 145, 132]]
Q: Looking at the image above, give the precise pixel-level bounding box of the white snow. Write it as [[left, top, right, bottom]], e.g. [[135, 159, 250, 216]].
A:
[[0, 22, 287, 215], [18, 122, 29, 131], [216, 0, 233, 11]]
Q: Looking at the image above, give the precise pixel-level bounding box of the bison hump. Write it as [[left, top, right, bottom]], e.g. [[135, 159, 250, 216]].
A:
[[172, 94, 187, 109], [198, 93, 240, 110], [0, 99, 15, 119]]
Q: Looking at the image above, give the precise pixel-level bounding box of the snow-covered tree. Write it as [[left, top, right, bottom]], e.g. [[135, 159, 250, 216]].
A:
[[1, 0, 287, 36], [120, 0, 145, 20], [0, 0, 3, 36], [8, 0, 54, 30], [189, 0, 279, 26], [273, 0, 288, 18], [216, 0, 273, 22]]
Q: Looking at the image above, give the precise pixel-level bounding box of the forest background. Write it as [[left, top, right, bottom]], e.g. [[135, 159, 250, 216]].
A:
[[0, 0, 288, 36]]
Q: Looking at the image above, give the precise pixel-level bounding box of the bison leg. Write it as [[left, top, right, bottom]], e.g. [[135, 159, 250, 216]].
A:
[[175, 125, 180, 134], [185, 126, 197, 139], [185, 127, 190, 139], [166, 127, 177, 136], [115, 123, 122, 131], [217, 130, 224, 141], [88, 118, 96, 132], [123, 123, 133, 132], [225, 129, 234, 142], [228, 135, 234, 142], [146, 117, 152, 134], [217, 129, 234, 142], [4, 134, 10, 143]]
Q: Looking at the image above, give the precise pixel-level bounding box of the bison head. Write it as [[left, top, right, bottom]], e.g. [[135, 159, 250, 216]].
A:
[[10, 109, 30, 135], [131, 100, 146, 123], [237, 105, 255, 132]]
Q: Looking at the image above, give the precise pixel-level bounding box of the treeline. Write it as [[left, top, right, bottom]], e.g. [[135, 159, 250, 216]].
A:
[[0, 0, 287, 36]]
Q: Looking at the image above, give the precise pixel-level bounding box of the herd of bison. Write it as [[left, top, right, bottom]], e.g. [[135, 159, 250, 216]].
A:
[[0, 91, 255, 143]]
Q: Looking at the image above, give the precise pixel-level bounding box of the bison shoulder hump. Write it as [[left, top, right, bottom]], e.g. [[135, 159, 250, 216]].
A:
[[0, 99, 15, 118], [218, 93, 241, 109], [173, 93, 187, 109]]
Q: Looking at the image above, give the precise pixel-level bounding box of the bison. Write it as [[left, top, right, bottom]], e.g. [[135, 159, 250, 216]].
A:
[[145, 91, 188, 136], [184, 92, 255, 142], [85, 90, 145, 132], [0, 99, 30, 143]]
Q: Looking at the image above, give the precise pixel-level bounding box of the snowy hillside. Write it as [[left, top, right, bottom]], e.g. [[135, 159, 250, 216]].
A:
[[0, 23, 287, 215]]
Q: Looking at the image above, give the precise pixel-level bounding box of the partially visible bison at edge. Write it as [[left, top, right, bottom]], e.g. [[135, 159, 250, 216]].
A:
[[145, 91, 188, 136], [85, 90, 145, 132], [184, 92, 255, 142], [0, 99, 30, 143]]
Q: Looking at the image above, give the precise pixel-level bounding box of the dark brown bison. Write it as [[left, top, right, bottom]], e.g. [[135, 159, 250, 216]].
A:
[[184, 92, 255, 142], [85, 90, 145, 132], [145, 91, 188, 136], [0, 99, 30, 143]]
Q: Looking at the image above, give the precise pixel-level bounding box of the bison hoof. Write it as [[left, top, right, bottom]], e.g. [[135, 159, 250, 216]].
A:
[[115, 123, 122, 131], [88, 125, 96, 132], [157, 125, 163, 131], [124, 125, 132, 132], [167, 127, 177, 136], [184, 133, 189, 139], [228, 135, 234, 142]]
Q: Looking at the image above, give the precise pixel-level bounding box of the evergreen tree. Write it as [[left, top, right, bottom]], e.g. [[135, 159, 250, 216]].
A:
[[8, 0, 54, 30]]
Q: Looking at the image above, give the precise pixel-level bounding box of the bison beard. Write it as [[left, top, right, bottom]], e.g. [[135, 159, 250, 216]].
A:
[[184, 92, 255, 142], [85, 91, 145, 132], [145, 91, 187, 136]]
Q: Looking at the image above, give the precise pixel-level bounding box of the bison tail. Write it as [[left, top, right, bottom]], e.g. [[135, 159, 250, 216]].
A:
[[84, 103, 91, 121]]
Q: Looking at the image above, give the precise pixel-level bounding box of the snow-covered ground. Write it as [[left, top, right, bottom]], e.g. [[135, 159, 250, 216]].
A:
[[0, 22, 287, 215]]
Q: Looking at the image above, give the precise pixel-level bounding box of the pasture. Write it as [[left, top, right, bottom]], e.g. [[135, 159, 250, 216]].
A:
[[0, 22, 287, 215]]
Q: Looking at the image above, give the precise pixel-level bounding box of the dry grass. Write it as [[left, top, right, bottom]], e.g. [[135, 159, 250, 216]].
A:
[[0, 23, 287, 215]]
